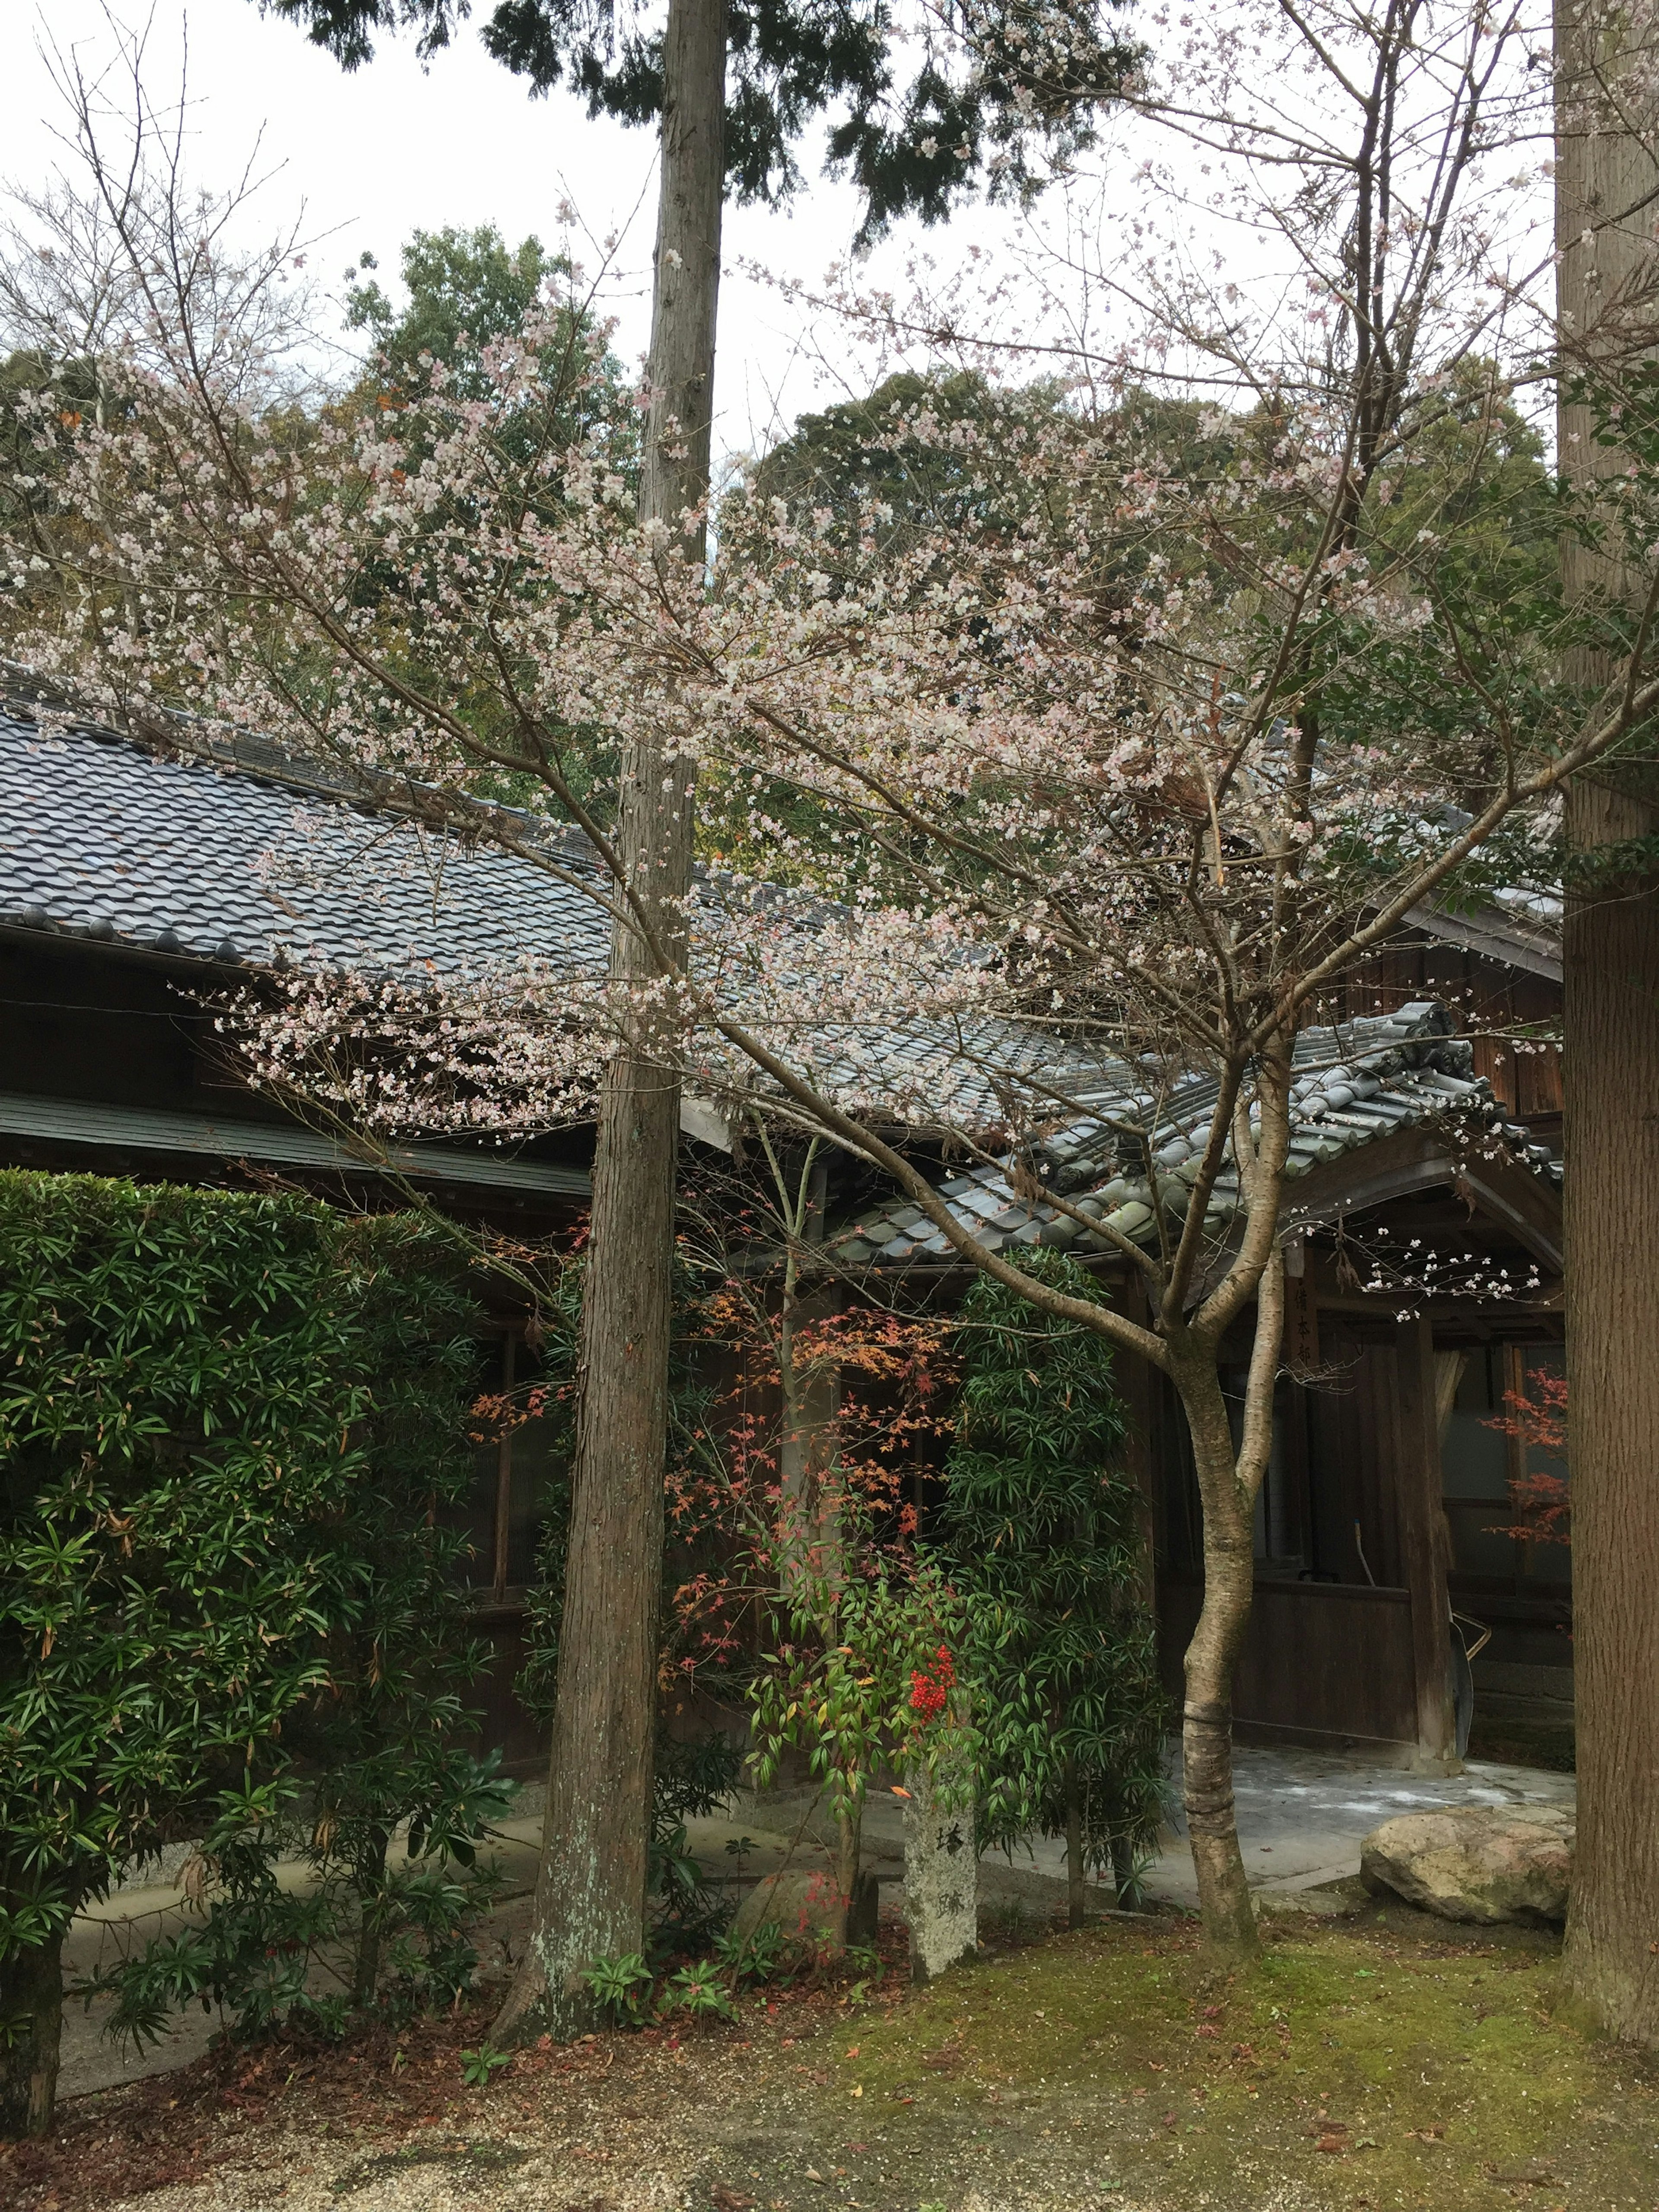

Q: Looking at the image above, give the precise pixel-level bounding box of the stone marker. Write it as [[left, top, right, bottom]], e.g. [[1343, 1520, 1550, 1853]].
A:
[[1360, 1803, 1574, 1924], [903, 1756, 977, 1982]]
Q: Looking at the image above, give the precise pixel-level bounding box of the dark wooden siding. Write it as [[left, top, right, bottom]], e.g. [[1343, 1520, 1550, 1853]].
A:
[[1337, 942, 1561, 1125], [1160, 1577, 1419, 1748]]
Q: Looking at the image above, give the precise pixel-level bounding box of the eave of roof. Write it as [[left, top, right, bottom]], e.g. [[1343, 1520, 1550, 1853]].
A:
[[1402, 897, 1562, 984], [0, 1091, 590, 1198]]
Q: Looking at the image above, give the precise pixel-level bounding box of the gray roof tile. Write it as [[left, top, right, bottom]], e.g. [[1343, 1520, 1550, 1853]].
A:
[[830, 1002, 1556, 1268], [0, 710, 610, 976]]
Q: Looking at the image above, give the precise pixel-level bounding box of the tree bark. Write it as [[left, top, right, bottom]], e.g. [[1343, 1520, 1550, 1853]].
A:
[[1109, 1821, 1136, 1910], [1554, 0, 1659, 2047], [351, 1824, 390, 2012], [495, 0, 727, 2043], [1393, 1316, 1458, 1770], [0, 1929, 64, 2140], [1561, 775, 1659, 2043], [1172, 1355, 1261, 1959]]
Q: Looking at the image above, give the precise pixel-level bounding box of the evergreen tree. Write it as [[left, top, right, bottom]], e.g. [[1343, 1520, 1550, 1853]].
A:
[[943, 1251, 1166, 1924]]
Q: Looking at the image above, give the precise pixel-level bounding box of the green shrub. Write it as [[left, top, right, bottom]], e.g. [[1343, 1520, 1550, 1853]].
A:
[[0, 1171, 490, 2136], [942, 1250, 1169, 1911]]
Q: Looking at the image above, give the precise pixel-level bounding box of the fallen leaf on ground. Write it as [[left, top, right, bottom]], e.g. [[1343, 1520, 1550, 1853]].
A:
[[920, 2042, 965, 2072]]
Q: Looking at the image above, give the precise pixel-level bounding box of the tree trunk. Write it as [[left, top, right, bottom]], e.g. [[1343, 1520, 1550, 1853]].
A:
[[0, 1929, 64, 2140], [1554, 0, 1659, 2045], [352, 1824, 389, 2012], [1109, 1818, 1136, 1910], [1561, 775, 1659, 2042], [1172, 1358, 1261, 1958], [1064, 1758, 1085, 1931], [495, 0, 726, 2044]]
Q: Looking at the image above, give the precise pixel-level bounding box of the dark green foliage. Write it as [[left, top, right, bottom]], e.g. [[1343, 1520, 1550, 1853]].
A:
[[941, 1250, 1166, 1896], [648, 1730, 744, 1957], [87, 1761, 515, 2050], [749, 369, 1071, 556], [0, 1171, 495, 2104], [263, 0, 1140, 242], [345, 226, 564, 379], [343, 223, 630, 446]]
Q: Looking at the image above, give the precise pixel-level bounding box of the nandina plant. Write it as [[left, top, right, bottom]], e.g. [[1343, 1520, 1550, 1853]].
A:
[[748, 1555, 981, 1939]]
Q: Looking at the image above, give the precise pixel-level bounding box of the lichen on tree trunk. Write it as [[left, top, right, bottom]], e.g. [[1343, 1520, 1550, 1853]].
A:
[[1163, 1236, 1287, 1962], [1177, 1393, 1263, 1961]]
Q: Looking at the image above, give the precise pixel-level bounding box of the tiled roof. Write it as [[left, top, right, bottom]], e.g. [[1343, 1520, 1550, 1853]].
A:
[[0, 709, 1564, 1218], [0, 709, 609, 975], [829, 1005, 1560, 1267]]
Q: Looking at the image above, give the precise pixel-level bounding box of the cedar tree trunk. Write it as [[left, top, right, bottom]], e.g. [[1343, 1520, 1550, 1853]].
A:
[[1555, 0, 1659, 2045], [0, 1929, 64, 2139], [496, 0, 727, 2041], [1562, 788, 1659, 2043]]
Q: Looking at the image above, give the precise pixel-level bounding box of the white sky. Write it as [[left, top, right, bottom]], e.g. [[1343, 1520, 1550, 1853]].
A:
[[6, 0, 1049, 458], [6, 3, 1555, 462]]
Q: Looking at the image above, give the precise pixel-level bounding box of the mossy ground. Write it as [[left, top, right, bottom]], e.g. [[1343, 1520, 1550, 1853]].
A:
[[709, 1902, 1659, 2210]]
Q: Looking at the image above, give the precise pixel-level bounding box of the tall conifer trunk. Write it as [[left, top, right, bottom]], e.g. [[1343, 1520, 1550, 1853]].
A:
[[0, 1922, 62, 2139], [496, 0, 726, 2039], [1554, 0, 1659, 2047]]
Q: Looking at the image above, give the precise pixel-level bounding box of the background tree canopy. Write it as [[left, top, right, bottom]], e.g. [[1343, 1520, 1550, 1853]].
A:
[[265, 0, 1143, 237]]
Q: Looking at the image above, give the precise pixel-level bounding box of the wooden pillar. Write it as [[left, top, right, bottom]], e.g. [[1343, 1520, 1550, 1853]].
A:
[[1393, 1315, 1458, 1768]]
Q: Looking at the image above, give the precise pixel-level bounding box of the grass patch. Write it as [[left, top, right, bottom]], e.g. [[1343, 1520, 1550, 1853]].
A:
[[763, 1908, 1659, 2209]]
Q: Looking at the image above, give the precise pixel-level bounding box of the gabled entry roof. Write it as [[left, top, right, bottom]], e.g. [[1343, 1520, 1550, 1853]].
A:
[[830, 1005, 1560, 1268]]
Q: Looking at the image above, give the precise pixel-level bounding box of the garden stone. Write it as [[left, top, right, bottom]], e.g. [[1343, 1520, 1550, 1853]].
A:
[[1360, 1804, 1573, 1923], [728, 1868, 850, 1955]]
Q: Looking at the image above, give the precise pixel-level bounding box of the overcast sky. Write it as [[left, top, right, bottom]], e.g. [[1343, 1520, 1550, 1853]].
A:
[[7, 0, 1058, 458]]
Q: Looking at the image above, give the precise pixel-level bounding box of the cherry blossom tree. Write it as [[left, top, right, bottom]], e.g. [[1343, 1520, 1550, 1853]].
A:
[[6, 0, 1652, 1961]]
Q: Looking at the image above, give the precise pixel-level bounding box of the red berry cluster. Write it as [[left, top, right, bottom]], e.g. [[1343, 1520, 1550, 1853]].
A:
[[909, 1643, 955, 1722]]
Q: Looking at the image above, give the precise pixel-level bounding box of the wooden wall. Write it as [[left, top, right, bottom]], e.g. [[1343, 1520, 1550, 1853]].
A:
[[1160, 1576, 1420, 1749], [1337, 941, 1561, 1127]]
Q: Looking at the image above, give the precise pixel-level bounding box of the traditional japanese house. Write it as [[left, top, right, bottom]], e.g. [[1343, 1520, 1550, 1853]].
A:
[[0, 703, 597, 1765], [0, 697, 1570, 1773]]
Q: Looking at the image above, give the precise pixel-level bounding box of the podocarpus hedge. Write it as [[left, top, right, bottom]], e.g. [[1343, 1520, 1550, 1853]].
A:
[[944, 1251, 1168, 1918], [0, 1171, 486, 2138]]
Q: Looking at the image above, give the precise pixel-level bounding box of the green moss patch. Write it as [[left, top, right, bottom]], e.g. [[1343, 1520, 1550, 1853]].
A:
[[709, 1910, 1659, 2209]]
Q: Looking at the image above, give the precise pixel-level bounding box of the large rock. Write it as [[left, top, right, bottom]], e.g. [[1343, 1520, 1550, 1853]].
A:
[[728, 1868, 850, 1956], [1360, 1804, 1574, 1924]]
